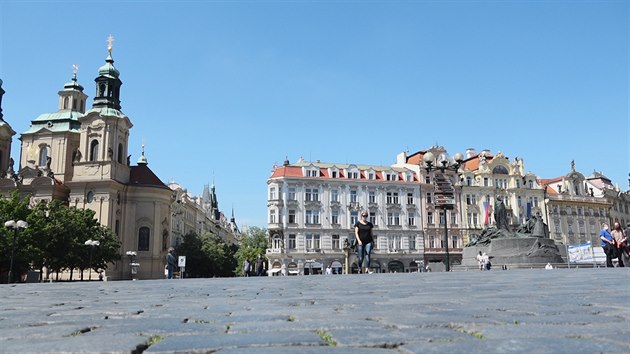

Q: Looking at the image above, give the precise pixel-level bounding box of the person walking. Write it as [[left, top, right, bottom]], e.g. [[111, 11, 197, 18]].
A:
[[354, 211, 374, 274], [600, 223, 615, 268], [255, 255, 264, 276], [243, 258, 251, 277], [166, 247, 177, 279], [611, 222, 626, 267]]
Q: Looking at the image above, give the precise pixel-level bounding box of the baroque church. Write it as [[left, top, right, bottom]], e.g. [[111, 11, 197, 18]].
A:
[[0, 41, 176, 280]]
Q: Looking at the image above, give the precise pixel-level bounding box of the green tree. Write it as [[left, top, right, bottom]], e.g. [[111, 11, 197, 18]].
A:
[[234, 226, 269, 276], [0, 191, 33, 282], [176, 231, 237, 278]]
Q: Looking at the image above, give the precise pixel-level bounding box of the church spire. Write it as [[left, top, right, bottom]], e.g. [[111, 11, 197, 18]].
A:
[[137, 142, 148, 165], [92, 34, 123, 110], [0, 78, 5, 121]]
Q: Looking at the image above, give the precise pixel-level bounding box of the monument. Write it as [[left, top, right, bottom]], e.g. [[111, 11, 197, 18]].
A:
[[462, 198, 563, 268]]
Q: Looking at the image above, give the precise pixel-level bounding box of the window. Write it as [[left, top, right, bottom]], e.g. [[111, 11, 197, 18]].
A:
[[138, 226, 150, 251], [452, 235, 459, 249], [425, 176, 430, 184], [305, 210, 313, 224], [429, 236, 436, 248], [272, 236, 282, 249], [427, 212, 434, 224], [450, 213, 457, 225], [331, 189, 338, 202], [473, 213, 478, 226], [368, 172, 375, 180], [426, 193, 433, 204], [483, 177, 489, 187], [288, 187, 296, 200], [466, 176, 472, 186], [331, 210, 339, 225], [306, 169, 318, 177], [387, 212, 400, 226], [288, 234, 296, 249], [117, 143, 123, 163], [408, 216, 415, 226], [369, 191, 376, 203], [89, 140, 99, 161], [331, 170, 338, 178], [305, 188, 319, 202], [388, 235, 402, 251], [332, 235, 340, 250], [528, 180, 534, 188], [314, 234, 321, 249], [350, 190, 358, 203], [409, 236, 416, 250], [306, 234, 313, 250], [407, 193, 414, 205], [386, 173, 397, 181], [269, 187, 277, 200], [63, 97, 69, 109], [350, 211, 358, 226], [288, 209, 296, 224], [517, 196, 522, 207], [386, 192, 399, 204], [39, 146, 48, 167], [466, 194, 477, 205], [347, 171, 359, 179], [439, 211, 446, 225], [369, 215, 376, 225], [533, 197, 539, 208], [269, 210, 277, 223]]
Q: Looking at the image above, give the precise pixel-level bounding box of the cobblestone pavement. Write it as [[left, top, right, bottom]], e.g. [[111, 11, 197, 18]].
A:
[[0, 268, 628, 353]]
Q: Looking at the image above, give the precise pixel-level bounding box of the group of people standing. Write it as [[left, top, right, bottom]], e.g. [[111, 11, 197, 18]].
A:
[[242, 255, 266, 277], [600, 222, 629, 267]]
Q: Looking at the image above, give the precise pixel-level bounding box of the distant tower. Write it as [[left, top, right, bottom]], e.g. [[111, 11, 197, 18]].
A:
[[210, 179, 220, 220], [0, 78, 16, 174], [92, 35, 122, 110]]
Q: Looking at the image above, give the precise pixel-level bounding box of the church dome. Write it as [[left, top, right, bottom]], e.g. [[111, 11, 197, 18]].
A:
[[98, 53, 120, 78]]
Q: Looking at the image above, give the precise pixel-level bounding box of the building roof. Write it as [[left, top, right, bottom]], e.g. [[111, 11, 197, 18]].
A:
[[270, 161, 417, 182], [129, 165, 169, 189]]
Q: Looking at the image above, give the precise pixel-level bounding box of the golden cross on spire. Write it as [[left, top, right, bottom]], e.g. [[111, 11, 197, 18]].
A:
[[107, 34, 115, 53]]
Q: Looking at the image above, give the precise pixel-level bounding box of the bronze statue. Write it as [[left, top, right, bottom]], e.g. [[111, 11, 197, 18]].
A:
[[493, 197, 510, 231]]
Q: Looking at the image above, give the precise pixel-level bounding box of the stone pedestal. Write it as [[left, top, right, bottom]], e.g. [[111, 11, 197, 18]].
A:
[[462, 237, 563, 268]]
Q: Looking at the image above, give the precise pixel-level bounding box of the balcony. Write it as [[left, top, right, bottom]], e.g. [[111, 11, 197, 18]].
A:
[[266, 248, 283, 254]]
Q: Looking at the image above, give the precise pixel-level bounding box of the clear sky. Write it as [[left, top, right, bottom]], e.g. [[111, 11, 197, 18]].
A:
[[0, 0, 628, 228]]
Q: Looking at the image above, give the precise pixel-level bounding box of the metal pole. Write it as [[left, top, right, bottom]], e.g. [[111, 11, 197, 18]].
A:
[[88, 247, 93, 281], [8, 228, 16, 284], [443, 209, 450, 272]]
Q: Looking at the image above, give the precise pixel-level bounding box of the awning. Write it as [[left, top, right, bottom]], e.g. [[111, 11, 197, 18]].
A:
[[288, 270, 299, 274], [270, 268, 282, 274]]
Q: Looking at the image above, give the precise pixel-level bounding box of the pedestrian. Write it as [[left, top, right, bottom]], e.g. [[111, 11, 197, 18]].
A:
[[476, 251, 484, 271], [599, 223, 615, 267], [481, 252, 490, 271], [354, 210, 374, 274], [255, 255, 264, 276], [325, 264, 332, 275], [243, 257, 251, 277], [166, 247, 177, 279], [611, 222, 626, 267]]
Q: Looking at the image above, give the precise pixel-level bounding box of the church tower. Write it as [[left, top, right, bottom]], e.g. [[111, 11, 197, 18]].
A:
[[0, 79, 16, 175], [73, 35, 132, 184], [19, 66, 85, 182]]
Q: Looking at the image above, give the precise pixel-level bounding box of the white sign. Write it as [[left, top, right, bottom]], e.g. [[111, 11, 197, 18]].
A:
[[568, 242, 593, 263], [178, 256, 186, 267]]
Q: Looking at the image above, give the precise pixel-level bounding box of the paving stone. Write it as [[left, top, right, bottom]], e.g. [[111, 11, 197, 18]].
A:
[[0, 268, 628, 353]]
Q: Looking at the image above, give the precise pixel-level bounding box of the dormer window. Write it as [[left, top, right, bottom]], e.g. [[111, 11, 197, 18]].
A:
[[306, 169, 319, 177], [346, 171, 359, 179], [367, 172, 375, 180], [385, 172, 397, 181], [329, 168, 339, 178]]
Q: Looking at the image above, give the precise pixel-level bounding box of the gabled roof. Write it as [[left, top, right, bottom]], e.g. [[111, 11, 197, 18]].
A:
[[129, 165, 169, 189]]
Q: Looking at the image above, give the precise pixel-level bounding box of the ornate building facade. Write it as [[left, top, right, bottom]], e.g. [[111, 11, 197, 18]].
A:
[[267, 158, 424, 275], [0, 40, 238, 280]]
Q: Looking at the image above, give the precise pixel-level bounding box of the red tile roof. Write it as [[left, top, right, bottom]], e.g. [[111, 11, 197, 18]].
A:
[[129, 165, 169, 189], [270, 166, 303, 178]]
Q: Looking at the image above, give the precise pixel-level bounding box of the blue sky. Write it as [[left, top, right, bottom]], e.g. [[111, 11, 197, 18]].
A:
[[0, 0, 627, 228]]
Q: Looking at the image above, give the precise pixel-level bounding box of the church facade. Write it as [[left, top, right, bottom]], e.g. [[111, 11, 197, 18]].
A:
[[0, 43, 177, 280]]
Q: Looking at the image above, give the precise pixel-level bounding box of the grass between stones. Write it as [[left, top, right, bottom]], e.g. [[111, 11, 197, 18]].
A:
[[315, 329, 337, 346]]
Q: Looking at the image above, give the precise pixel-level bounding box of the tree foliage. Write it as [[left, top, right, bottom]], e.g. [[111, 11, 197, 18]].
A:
[[176, 231, 236, 278], [233, 226, 269, 276], [0, 191, 121, 282]]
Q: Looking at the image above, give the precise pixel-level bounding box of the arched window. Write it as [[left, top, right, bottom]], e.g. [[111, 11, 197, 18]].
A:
[[117, 143, 123, 163], [138, 226, 150, 251], [492, 166, 509, 175], [98, 83, 106, 97], [38, 146, 48, 167], [63, 97, 69, 109], [89, 140, 99, 161], [80, 100, 85, 112]]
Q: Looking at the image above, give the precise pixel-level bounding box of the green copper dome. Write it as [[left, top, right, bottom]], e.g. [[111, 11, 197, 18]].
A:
[[98, 53, 120, 78]]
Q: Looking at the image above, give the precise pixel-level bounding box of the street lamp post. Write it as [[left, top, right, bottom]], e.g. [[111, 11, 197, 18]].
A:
[[423, 151, 464, 272], [84, 239, 100, 281], [4, 220, 28, 284], [126, 251, 139, 280]]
